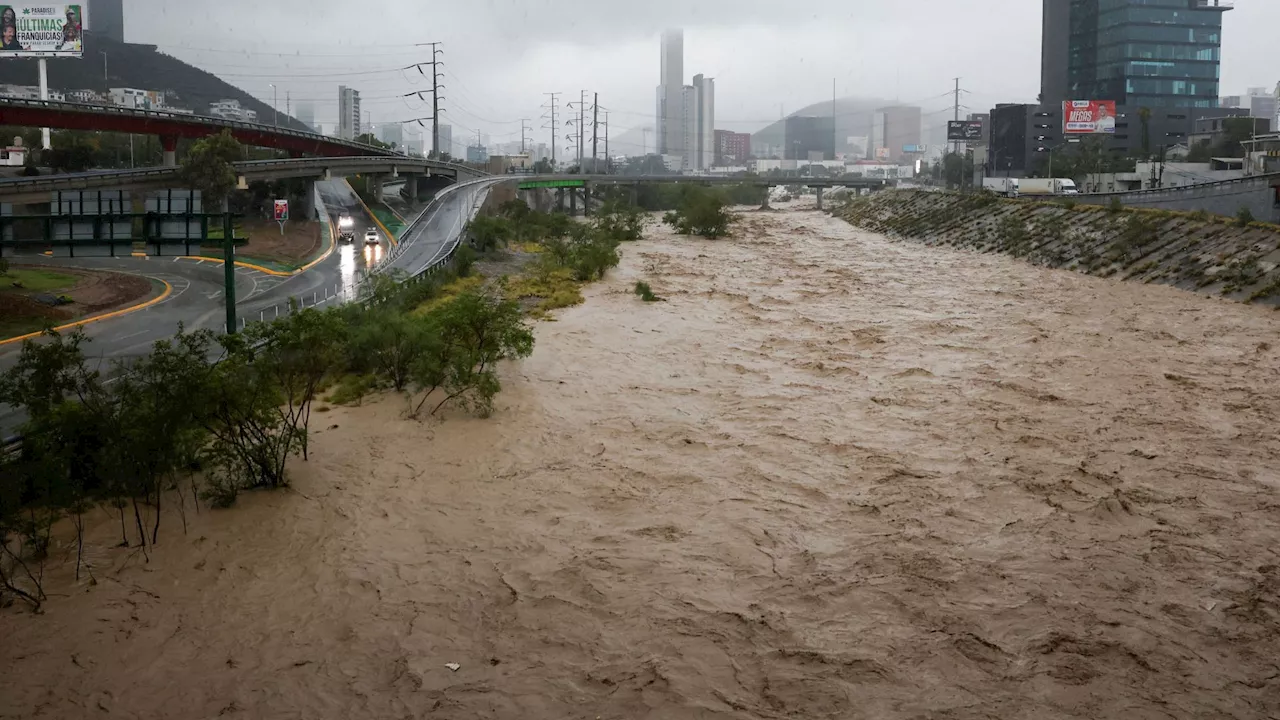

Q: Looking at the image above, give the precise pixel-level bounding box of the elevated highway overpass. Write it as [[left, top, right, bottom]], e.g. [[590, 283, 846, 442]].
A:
[[0, 156, 488, 204], [0, 97, 397, 164]]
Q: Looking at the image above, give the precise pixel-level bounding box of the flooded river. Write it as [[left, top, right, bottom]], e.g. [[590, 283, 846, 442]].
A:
[[5, 207, 1280, 719]]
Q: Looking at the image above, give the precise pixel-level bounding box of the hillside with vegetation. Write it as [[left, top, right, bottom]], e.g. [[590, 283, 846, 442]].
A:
[[837, 190, 1280, 305], [0, 33, 306, 131]]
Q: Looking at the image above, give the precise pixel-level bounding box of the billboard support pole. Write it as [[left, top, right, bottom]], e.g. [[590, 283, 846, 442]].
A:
[[38, 58, 50, 150]]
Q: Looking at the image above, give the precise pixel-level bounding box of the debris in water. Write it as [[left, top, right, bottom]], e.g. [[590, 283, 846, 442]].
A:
[[444, 663, 461, 672]]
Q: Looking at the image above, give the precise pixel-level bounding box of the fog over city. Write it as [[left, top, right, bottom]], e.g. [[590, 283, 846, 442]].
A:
[[124, 0, 1280, 152]]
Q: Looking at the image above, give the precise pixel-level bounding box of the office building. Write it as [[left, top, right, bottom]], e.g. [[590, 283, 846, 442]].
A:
[[689, 74, 714, 171], [208, 99, 257, 123], [984, 101, 1239, 178], [296, 101, 315, 132], [90, 0, 124, 43], [338, 86, 361, 140], [377, 123, 404, 148], [714, 129, 751, 165], [656, 29, 684, 157], [1221, 88, 1278, 128], [466, 144, 488, 164], [784, 116, 836, 160], [1041, 0, 1231, 109], [436, 124, 453, 158], [877, 106, 922, 162]]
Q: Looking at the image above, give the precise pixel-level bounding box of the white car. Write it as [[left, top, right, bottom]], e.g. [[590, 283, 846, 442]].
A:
[[338, 215, 355, 241], [363, 228, 381, 245]]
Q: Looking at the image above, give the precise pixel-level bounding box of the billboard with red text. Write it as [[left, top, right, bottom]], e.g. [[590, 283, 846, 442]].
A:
[[1063, 100, 1117, 135]]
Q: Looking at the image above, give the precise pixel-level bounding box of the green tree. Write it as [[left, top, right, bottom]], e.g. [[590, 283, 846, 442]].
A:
[[409, 290, 535, 417], [467, 215, 512, 252], [354, 133, 391, 149], [181, 130, 242, 210], [663, 186, 732, 238]]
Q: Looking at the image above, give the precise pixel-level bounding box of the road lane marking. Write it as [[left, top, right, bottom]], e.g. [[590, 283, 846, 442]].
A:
[[0, 278, 174, 347]]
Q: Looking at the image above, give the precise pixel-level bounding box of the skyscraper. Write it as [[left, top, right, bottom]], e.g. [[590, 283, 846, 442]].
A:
[[692, 74, 715, 171], [877, 106, 922, 163], [656, 29, 684, 157], [338, 86, 361, 140], [296, 101, 315, 132], [90, 0, 124, 43], [1041, 0, 1230, 108], [437, 124, 453, 158]]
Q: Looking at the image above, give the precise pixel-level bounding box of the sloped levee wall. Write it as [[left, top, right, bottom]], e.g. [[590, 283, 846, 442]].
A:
[[835, 190, 1280, 305], [1075, 173, 1280, 224]]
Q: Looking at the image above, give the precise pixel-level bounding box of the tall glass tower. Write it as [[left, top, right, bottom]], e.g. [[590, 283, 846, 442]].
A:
[[1042, 0, 1231, 108]]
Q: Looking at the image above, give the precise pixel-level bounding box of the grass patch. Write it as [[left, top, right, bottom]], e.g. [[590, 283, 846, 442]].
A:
[[506, 263, 584, 316], [414, 274, 485, 314], [1, 267, 78, 293]]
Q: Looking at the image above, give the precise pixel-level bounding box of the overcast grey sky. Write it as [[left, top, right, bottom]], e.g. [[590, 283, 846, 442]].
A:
[[123, 0, 1280, 153]]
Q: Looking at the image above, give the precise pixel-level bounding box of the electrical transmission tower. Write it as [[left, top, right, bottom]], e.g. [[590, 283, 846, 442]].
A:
[[542, 92, 560, 166]]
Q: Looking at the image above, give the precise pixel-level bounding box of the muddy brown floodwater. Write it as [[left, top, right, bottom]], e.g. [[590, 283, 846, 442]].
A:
[[5, 207, 1280, 719]]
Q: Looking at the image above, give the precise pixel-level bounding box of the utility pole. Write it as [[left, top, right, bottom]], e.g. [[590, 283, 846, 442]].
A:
[[270, 83, 278, 128], [542, 92, 560, 167], [591, 92, 599, 172], [952, 77, 961, 156], [604, 110, 610, 167], [833, 77, 838, 160], [578, 90, 587, 166], [286, 91, 291, 121], [421, 42, 445, 159]]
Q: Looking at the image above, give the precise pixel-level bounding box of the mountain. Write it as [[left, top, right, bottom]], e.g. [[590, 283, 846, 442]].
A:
[[0, 33, 308, 132], [751, 96, 889, 154]]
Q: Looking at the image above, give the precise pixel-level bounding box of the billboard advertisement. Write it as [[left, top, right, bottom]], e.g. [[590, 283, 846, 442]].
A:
[[947, 120, 984, 141], [273, 199, 289, 222], [902, 144, 929, 154], [1063, 100, 1117, 134], [875, 147, 891, 160], [0, 4, 83, 58]]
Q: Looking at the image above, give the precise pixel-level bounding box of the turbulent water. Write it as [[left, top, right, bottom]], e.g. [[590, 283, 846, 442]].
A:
[[5, 206, 1280, 719]]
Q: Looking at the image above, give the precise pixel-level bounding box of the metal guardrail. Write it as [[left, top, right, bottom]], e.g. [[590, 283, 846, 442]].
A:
[[0, 158, 488, 194], [0, 97, 395, 157]]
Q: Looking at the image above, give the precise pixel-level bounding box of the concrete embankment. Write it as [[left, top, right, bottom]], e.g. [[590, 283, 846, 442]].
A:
[[836, 190, 1280, 304]]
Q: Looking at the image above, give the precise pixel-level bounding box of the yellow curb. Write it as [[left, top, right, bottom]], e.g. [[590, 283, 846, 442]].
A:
[[178, 255, 294, 277], [0, 277, 174, 347], [348, 179, 399, 248], [296, 216, 337, 274]]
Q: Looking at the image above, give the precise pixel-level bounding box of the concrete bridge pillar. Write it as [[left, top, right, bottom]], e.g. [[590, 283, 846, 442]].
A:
[[161, 136, 178, 167], [372, 175, 384, 202], [583, 183, 592, 216], [816, 187, 824, 211], [406, 174, 420, 202], [629, 185, 639, 207], [300, 180, 316, 220], [760, 186, 772, 210]]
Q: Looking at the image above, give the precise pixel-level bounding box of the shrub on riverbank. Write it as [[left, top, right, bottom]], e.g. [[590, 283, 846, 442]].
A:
[[663, 186, 732, 238], [0, 270, 538, 610]]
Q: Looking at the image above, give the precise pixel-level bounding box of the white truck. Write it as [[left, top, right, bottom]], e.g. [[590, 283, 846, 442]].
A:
[[1016, 178, 1079, 196], [982, 178, 1019, 197]]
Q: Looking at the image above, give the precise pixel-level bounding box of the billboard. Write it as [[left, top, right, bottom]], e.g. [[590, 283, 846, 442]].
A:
[[0, 4, 83, 58], [947, 120, 984, 141], [875, 147, 891, 160], [902, 144, 928, 154], [273, 199, 289, 222], [1063, 100, 1117, 134]]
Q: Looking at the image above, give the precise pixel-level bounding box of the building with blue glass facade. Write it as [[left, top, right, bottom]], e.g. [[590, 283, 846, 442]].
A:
[[1042, 0, 1231, 108]]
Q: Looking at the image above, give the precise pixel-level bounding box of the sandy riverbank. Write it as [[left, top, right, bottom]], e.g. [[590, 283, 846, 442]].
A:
[[4, 207, 1280, 719]]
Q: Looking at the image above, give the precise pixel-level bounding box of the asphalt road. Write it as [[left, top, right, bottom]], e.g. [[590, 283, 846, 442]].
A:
[[0, 179, 394, 434]]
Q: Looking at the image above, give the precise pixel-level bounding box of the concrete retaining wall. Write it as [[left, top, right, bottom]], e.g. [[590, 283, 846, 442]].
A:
[[1077, 173, 1280, 223]]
